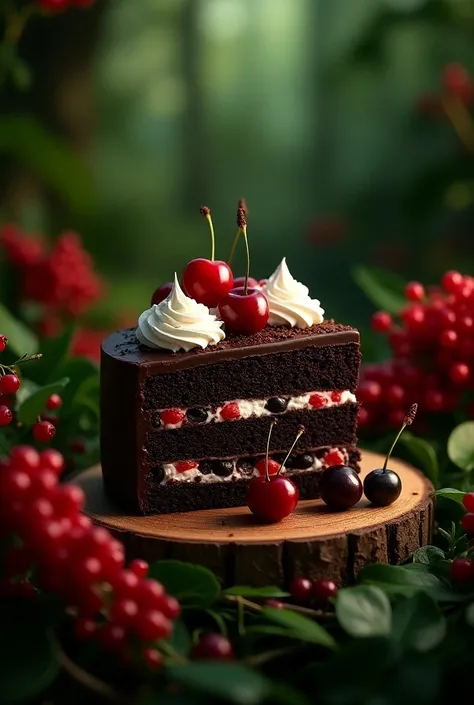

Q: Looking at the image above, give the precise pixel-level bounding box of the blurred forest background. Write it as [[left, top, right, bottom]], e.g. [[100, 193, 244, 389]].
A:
[[1, 0, 474, 345]]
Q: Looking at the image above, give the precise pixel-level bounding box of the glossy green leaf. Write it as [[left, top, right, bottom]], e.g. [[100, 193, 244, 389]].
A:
[[447, 422, 474, 472], [168, 619, 192, 656], [28, 325, 75, 384], [0, 116, 95, 214], [358, 563, 458, 601], [148, 560, 220, 608], [336, 585, 391, 637], [466, 603, 474, 628], [392, 593, 446, 652], [432, 488, 466, 505], [260, 607, 335, 648], [55, 357, 98, 412], [0, 303, 38, 357], [400, 435, 439, 487], [166, 663, 270, 705], [353, 266, 406, 315], [223, 586, 290, 598], [17, 377, 69, 426], [412, 546, 445, 566]]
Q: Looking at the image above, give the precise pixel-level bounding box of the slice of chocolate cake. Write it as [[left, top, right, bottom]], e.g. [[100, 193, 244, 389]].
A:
[[101, 309, 361, 514]]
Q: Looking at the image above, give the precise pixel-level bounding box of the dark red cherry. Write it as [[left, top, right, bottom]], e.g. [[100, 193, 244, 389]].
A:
[[247, 475, 299, 523], [363, 468, 401, 507], [151, 282, 173, 305], [319, 465, 362, 510], [233, 276, 259, 289], [217, 287, 269, 334], [182, 258, 233, 308]]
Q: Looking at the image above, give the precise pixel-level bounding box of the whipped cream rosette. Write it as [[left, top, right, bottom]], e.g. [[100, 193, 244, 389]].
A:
[[262, 258, 325, 328]]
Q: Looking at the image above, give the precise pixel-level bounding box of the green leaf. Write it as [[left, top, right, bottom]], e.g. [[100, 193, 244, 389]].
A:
[[148, 560, 220, 608], [400, 435, 439, 487], [17, 378, 69, 426], [28, 325, 75, 385], [392, 593, 446, 652], [412, 546, 445, 565], [466, 603, 474, 627], [432, 488, 466, 505], [0, 600, 60, 704], [0, 303, 38, 357], [260, 607, 336, 648], [166, 663, 270, 705], [55, 357, 98, 412], [0, 116, 95, 215], [335, 585, 391, 637], [447, 422, 474, 472], [223, 586, 290, 598], [358, 563, 457, 601], [353, 266, 406, 315], [168, 619, 192, 656]]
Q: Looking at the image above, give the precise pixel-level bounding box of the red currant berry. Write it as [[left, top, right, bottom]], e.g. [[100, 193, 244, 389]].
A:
[[449, 362, 470, 384], [74, 617, 96, 640], [450, 558, 474, 583], [443, 63, 472, 100], [458, 316, 474, 334], [0, 335, 7, 353], [143, 648, 163, 670], [98, 624, 127, 652], [401, 305, 425, 329], [439, 329, 458, 348], [264, 599, 284, 609], [75, 585, 104, 618], [129, 559, 149, 578], [371, 311, 392, 333], [309, 393, 327, 408], [255, 458, 280, 476], [220, 402, 240, 420], [132, 610, 172, 642], [386, 384, 405, 405], [151, 282, 173, 305], [289, 576, 312, 602], [217, 287, 269, 335], [40, 448, 65, 475], [357, 407, 370, 427], [182, 259, 233, 308], [53, 484, 85, 516], [112, 570, 140, 598], [357, 381, 381, 404], [70, 439, 86, 454], [33, 420, 56, 443], [109, 598, 139, 628], [461, 513, 474, 534], [175, 461, 198, 473], [10, 445, 40, 472], [247, 475, 299, 523], [424, 389, 444, 412], [0, 469, 31, 500], [0, 405, 13, 426], [160, 408, 185, 426], [388, 409, 406, 428], [442, 270, 463, 294], [0, 374, 20, 395], [161, 595, 181, 620], [463, 493, 474, 512], [134, 578, 166, 609], [313, 579, 338, 601], [46, 393, 62, 411], [191, 633, 234, 661], [324, 449, 345, 467], [232, 276, 259, 289], [405, 281, 424, 301]]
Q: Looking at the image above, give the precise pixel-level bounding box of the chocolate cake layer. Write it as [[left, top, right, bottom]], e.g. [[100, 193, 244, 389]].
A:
[[136, 449, 362, 514], [144, 405, 358, 463]]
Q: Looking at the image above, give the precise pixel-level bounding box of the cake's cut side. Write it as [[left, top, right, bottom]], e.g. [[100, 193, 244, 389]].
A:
[[100, 324, 361, 515]]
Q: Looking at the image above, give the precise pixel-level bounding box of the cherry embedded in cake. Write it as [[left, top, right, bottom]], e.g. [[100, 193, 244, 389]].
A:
[[100, 204, 361, 515]]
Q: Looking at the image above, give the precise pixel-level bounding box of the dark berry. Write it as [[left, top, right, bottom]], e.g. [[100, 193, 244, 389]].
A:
[[211, 460, 234, 477], [33, 421, 56, 443], [198, 461, 214, 475], [289, 576, 312, 602], [151, 282, 173, 305], [287, 453, 314, 470], [265, 599, 284, 609], [0, 335, 7, 353], [191, 633, 234, 660], [265, 397, 289, 414], [450, 558, 474, 583], [363, 468, 402, 507], [313, 579, 338, 601], [236, 458, 255, 475], [0, 374, 20, 395], [186, 407, 208, 423], [151, 465, 165, 483], [461, 513, 474, 534], [463, 493, 474, 512], [143, 647, 163, 670], [319, 465, 363, 510]]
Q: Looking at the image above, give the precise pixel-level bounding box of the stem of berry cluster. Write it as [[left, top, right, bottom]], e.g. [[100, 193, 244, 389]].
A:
[[443, 95, 474, 152], [0, 353, 42, 376], [224, 594, 333, 619], [276, 426, 305, 477]]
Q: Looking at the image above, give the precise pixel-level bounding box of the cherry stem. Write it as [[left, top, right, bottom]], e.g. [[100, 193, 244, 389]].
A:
[[276, 426, 305, 476], [241, 225, 250, 295], [205, 213, 216, 261], [383, 420, 408, 472], [227, 229, 241, 266], [265, 419, 278, 482]]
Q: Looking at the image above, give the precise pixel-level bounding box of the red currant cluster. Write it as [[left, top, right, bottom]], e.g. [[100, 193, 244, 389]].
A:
[[287, 576, 338, 604], [360, 271, 474, 431], [152, 203, 269, 335], [36, 0, 95, 12], [0, 444, 180, 670], [0, 226, 103, 333], [450, 493, 474, 584]]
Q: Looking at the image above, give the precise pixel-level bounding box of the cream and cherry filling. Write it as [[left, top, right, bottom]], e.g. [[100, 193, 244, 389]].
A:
[[149, 447, 351, 485], [155, 390, 357, 429]]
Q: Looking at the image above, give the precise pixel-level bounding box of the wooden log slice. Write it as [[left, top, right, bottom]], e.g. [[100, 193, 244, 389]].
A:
[[76, 450, 433, 587]]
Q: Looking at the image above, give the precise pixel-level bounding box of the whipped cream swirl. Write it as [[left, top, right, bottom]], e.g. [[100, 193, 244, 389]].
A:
[[136, 274, 225, 352], [262, 258, 325, 328]]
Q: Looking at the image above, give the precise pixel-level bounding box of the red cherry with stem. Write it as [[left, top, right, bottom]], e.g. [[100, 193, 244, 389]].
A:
[[182, 206, 233, 307], [233, 276, 259, 289], [0, 335, 7, 353], [247, 420, 303, 523], [151, 282, 173, 305], [289, 576, 312, 602], [226, 197, 248, 267]]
